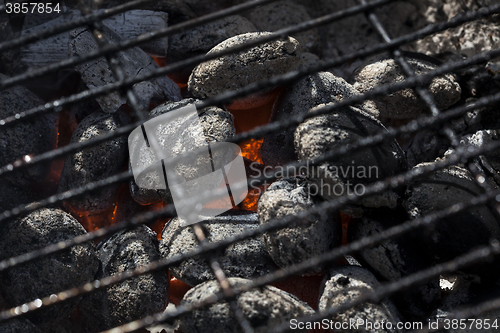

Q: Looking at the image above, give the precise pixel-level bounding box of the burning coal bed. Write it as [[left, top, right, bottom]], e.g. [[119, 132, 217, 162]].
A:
[[2, 0, 500, 332]]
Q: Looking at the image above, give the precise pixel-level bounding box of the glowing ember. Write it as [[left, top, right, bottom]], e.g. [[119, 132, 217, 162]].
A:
[[239, 138, 264, 164], [169, 276, 192, 305], [340, 212, 353, 245]]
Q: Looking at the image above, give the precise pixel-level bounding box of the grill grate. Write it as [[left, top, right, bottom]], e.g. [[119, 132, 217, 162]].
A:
[[1, 0, 500, 332]]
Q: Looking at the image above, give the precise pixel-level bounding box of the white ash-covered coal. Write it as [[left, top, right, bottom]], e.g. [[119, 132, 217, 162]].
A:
[[2, 0, 500, 332]]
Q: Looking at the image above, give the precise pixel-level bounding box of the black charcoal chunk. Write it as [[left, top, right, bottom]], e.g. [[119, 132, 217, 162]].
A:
[[0, 209, 99, 328], [257, 177, 341, 271], [179, 0, 232, 16], [246, 1, 319, 53], [167, 15, 256, 64], [179, 277, 315, 333], [405, 129, 451, 168], [404, 164, 500, 280], [294, 103, 408, 216], [348, 208, 440, 319], [79, 225, 168, 333], [0, 318, 42, 333], [188, 32, 301, 100], [69, 26, 181, 114], [0, 180, 41, 214], [455, 130, 500, 179], [0, 73, 58, 187], [19, 10, 81, 69], [319, 266, 401, 332], [160, 210, 276, 286], [261, 72, 370, 167], [102, 10, 169, 57], [58, 111, 129, 213], [129, 98, 235, 206], [353, 53, 461, 119]]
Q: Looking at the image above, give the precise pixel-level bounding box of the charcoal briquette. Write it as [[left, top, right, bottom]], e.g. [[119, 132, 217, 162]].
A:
[[58, 111, 130, 213], [167, 15, 257, 65], [261, 72, 374, 167], [159, 210, 276, 286], [353, 53, 461, 119], [294, 103, 408, 216], [348, 207, 441, 319], [179, 277, 315, 333], [79, 225, 168, 333], [319, 266, 401, 332], [404, 164, 500, 281], [69, 26, 181, 114], [405, 129, 451, 168], [257, 177, 342, 271], [129, 98, 235, 206], [245, 1, 319, 53], [0, 73, 58, 187], [188, 32, 301, 100], [0, 208, 99, 328]]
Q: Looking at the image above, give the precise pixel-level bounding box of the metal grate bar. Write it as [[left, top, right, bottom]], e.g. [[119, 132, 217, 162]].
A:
[[272, 242, 500, 333], [1, 2, 497, 129], [2, 127, 500, 327], [2, 1, 500, 331], [2, 30, 500, 188]]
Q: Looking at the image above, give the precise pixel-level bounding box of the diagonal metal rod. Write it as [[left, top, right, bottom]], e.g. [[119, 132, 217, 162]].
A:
[[271, 241, 500, 333], [2, 38, 500, 187], [2, 131, 500, 326], [0, 0, 280, 53], [2, 71, 500, 230], [0, 0, 396, 92], [192, 224, 255, 333], [359, 0, 500, 224], [1, 3, 499, 131]]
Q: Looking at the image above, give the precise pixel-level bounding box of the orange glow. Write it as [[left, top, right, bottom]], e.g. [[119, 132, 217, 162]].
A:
[[340, 212, 353, 245], [226, 89, 279, 134], [149, 202, 171, 240], [152, 56, 167, 67], [239, 138, 263, 164], [67, 204, 117, 233], [169, 276, 192, 305], [238, 184, 268, 212]]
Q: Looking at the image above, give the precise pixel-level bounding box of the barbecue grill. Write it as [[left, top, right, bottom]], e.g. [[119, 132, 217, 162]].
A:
[[2, 0, 500, 332]]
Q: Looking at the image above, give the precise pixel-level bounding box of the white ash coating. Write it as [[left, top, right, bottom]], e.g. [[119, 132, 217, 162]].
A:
[[179, 277, 315, 333], [0, 208, 99, 328], [257, 177, 341, 271], [294, 103, 407, 216], [453, 129, 500, 172], [404, 165, 500, 267], [319, 266, 401, 332], [188, 32, 301, 99], [0, 73, 58, 187], [245, 1, 319, 53], [159, 210, 276, 286], [129, 98, 235, 206], [79, 225, 168, 333], [261, 72, 365, 167], [353, 56, 461, 119], [409, 0, 500, 57], [58, 111, 129, 213], [167, 15, 257, 63]]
